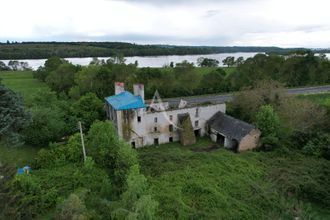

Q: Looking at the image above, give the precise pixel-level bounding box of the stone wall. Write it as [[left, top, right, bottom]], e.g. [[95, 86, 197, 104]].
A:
[[238, 129, 261, 152]]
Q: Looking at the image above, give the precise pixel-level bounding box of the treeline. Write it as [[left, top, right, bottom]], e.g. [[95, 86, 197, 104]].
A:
[[0, 41, 308, 59], [32, 52, 330, 101]]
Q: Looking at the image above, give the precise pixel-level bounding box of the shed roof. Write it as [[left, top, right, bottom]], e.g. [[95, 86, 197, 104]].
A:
[[208, 111, 256, 141], [105, 91, 145, 110]]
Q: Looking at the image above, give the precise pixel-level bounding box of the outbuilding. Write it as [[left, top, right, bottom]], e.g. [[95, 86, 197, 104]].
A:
[[207, 111, 261, 152]]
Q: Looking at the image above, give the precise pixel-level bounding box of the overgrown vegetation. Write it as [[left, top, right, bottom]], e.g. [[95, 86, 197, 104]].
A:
[[138, 139, 330, 219], [0, 52, 329, 219]]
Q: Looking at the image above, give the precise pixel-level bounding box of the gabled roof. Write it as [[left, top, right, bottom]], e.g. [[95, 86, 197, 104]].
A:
[[105, 91, 145, 110], [208, 111, 256, 141]]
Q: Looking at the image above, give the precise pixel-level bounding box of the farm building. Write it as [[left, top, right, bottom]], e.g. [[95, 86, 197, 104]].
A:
[[105, 82, 260, 151]]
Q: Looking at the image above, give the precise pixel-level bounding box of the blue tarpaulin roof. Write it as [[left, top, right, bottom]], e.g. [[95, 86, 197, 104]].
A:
[[105, 91, 145, 110]]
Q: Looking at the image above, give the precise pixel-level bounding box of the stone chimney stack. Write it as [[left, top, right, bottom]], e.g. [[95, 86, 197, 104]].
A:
[[133, 84, 145, 103], [115, 82, 125, 94]]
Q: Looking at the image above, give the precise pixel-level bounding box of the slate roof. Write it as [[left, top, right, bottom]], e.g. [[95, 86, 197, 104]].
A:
[[105, 91, 145, 110], [208, 111, 256, 141]]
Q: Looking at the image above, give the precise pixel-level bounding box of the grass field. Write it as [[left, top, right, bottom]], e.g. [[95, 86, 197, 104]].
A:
[[138, 138, 330, 219], [0, 70, 48, 106], [298, 93, 330, 107]]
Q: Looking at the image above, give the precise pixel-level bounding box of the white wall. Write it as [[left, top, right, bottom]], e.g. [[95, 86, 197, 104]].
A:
[[126, 103, 226, 147]]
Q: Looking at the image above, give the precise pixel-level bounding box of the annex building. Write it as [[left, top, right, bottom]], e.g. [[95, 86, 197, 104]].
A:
[[105, 82, 260, 152]]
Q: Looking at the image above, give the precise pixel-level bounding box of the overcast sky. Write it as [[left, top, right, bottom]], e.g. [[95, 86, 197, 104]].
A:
[[1, 0, 329, 48]]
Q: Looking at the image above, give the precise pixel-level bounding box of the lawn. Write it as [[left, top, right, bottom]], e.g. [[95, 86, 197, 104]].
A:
[[138, 138, 330, 219], [0, 70, 49, 106]]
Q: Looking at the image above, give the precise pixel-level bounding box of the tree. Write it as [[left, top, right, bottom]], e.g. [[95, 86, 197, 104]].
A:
[[46, 63, 78, 93], [87, 121, 138, 193], [112, 165, 158, 219], [56, 193, 88, 220], [197, 57, 219, 67], [0, 81, 30, 144], [256, 105, 280, 137], [44, 56, 67, 72], [71, 93, 104, 128], [198, 69, 227, 93], [23, 106, 67, 146], [230, 80, 286, 122], [222, 56, 235, 67], [235, 56, 244, 66], [7, 60, 20, 71], [0, 61, 9, 71]]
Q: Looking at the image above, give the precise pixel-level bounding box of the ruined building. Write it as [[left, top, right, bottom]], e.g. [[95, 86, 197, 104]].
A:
[[105, 82, 260, 152]]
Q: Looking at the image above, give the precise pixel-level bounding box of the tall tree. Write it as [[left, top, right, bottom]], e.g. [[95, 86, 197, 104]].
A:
[[0, 80, 30, 144]]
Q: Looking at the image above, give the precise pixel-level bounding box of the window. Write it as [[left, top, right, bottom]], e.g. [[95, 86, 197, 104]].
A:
[[169, 124, 173, 132], [154, 117, 157, 123], [154, 138, 159, 145], [169, 137, 173, 142], [195, 108, 199, 117], [169, 115, 173, 121], [137, 116, 141, 122], [195, 120, 199, 127], [154, 127, 157, 132]]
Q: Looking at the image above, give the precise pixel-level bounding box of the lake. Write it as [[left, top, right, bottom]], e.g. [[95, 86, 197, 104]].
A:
[[1, 52, 329, 70], [0, 52, 259, 70]]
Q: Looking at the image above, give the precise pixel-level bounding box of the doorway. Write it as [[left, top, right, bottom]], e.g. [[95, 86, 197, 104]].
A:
[[194, 129, 201, 137], [154, 138, 159, 145], [217, 133, 225, 146]]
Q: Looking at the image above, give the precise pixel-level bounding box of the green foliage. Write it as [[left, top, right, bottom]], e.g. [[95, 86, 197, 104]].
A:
[[198, 68, 228, 94], [138, 139, 330, 219], [71, 93, 104, 128], [23, 106, 67, 146], [256, 105, 280, 144], [230, 52, 330, 89], [197, 57, 219, 67], [55, 191, 89, 220], [302, 133, 330, 159], [0, 80, 30, 144], [112, 165, 158, 220], [33, 133, 83, 168], [11, 161, 112, 218], [33, 57, 68, 82], [22, 90, 78, 146], [87, 121, 138, 194], [222, 56, 235, 67], [45, 63, 79, 93]]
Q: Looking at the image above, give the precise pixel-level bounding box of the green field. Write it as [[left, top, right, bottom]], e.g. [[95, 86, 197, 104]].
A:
[[298, 93, 330, 107], [138, 138, 330, 219], [0, 71, 48, 106]]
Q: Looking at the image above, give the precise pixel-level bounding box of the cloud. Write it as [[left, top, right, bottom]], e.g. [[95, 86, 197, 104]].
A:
[[0, 0, 329, 47]]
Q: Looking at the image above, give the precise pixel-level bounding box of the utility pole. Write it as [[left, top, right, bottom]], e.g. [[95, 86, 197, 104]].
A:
[[78, 121, 87, 163]]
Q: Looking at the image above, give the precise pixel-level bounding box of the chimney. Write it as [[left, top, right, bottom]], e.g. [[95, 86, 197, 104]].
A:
[[115, 82, 125, 94], [133, 84, 145, 103]]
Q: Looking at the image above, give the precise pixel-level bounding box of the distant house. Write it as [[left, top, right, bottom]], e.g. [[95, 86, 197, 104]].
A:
[[105, 82, 260, 152], [207, 112, 261, 152]]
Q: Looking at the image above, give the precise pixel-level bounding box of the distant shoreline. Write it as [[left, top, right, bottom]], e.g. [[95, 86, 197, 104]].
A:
[[0, 41, 322, 60]]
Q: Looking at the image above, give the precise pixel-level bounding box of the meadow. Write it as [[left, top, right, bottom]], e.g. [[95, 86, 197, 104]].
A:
[[0, 71, 48, 106], [138, 139, 330, 219]]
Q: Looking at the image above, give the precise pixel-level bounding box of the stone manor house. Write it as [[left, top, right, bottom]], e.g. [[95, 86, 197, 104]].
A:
[[105, 82, 260, 152]]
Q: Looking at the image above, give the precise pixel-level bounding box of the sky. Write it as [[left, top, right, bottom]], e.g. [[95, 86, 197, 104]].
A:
[[0, 0, 330, 48]]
